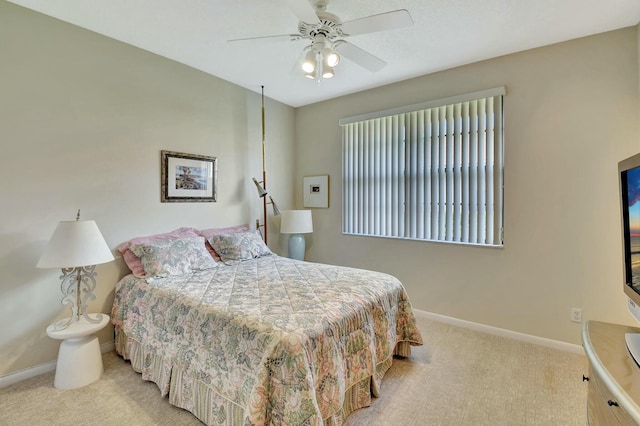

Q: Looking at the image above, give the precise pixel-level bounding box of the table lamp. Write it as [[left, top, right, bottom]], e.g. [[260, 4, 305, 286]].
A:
[[37, 210, 114, 330], [280, 210, 313, 261]]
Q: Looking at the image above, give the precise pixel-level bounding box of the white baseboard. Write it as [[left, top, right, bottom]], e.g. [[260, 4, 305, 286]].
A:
[[0, 340, 115, 389], [416, 309, 584, 355], [1, 312, 584, 388]]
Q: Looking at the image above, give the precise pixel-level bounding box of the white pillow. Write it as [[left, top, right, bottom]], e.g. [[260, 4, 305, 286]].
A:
[[208, 230, 273, 264], [129, 236, 217, 277]]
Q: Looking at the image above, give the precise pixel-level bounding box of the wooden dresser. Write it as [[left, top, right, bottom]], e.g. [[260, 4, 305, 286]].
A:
[[582, 321, 640, 425]]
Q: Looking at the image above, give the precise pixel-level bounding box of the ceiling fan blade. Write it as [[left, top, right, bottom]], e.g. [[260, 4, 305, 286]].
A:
[[283, 0, 320, 24], [335, 41, 386, 72], [341, 9, 413, 36], [227, 34, 302, 44]]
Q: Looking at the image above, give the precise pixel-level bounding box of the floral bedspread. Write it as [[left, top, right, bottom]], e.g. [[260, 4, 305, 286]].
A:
[[111, 255, 423, 425]]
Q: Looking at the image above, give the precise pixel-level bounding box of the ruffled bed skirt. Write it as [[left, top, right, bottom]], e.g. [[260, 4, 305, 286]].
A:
[[114, 326, 412, 425]]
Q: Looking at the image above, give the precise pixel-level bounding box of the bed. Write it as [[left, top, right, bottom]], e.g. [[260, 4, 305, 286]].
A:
[[111, 226, 423, 425]]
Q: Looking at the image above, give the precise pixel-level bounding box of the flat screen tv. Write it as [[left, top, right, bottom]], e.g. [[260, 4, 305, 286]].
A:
[[619, 152, 640, 364]]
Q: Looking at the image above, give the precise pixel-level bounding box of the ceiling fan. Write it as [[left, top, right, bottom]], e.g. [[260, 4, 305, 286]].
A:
[[228, 0, 413, 80]]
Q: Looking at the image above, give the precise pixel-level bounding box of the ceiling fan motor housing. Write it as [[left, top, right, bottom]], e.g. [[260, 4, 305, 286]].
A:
[[298, 11, 344, 41]]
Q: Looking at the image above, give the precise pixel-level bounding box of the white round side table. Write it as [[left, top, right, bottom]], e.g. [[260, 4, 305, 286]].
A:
[[46, 314, 110, 390]]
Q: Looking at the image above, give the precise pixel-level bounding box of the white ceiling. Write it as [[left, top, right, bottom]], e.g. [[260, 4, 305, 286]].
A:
[[7, 0, 640, 107]]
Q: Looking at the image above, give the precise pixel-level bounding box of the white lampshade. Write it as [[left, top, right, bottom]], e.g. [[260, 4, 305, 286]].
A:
[[280, 210, 313, 234], [302, 49, 317, 73], [322, 66, 335, 79], [252, 177, 268, 198], [37, 220, 114, 268], [269, 196, 281, 216], [322, 46, 340, 68]]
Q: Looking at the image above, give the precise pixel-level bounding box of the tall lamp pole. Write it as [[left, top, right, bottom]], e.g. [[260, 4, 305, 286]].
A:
[[252, 86, 280, 243], [261, 86, 268, 243]]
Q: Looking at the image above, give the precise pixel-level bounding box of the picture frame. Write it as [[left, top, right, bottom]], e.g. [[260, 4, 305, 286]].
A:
[[161, 150, 217, 203], [303, 175, 329, 208]]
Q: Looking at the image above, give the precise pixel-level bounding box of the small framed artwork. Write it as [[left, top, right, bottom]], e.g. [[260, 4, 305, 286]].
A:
[[161, 150, 217, 203], [303, 175, 329, 208]]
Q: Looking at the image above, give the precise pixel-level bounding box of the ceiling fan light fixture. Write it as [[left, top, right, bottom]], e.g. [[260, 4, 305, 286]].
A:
[[322, 65, 335, 79], [304, 68, 317, 79], [322, 47, 340, 68], [302, 50, 317, 73]]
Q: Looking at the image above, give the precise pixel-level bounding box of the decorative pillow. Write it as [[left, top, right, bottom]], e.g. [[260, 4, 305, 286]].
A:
[[117, 227, 201, 277], [198, 224, 251, 262], [208, 230, 273, 264], [129, 236, 217, 277]]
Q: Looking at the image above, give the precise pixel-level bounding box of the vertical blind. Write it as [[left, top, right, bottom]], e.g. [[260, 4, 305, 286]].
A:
[[340, 88, 505, 246]]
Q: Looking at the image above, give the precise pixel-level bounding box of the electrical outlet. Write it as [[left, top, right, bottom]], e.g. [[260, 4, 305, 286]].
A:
[[571, 308, 582, 323]]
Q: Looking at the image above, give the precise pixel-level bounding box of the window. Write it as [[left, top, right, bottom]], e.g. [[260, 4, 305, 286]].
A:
[[340, 87, 504, 247]]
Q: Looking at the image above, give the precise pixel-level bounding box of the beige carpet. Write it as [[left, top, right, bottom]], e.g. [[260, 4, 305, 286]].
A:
[[1, 311, 587, 425]]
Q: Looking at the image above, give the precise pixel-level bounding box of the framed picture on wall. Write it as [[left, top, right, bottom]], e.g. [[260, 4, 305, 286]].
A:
[[303, 175, 329, 208], [161, 150, 217, 202]]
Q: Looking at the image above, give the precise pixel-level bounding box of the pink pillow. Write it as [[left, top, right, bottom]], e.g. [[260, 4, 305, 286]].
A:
[[117, 227, 201, 277], [198, 224, 251, 262]]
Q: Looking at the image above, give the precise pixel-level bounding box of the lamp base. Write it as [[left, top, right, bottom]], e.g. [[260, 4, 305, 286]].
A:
[[56, 266, 101, 330], [288, 234, 306, 261]]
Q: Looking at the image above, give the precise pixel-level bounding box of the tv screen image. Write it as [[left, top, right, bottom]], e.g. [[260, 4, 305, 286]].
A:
[[628, 167, 640, 287], [618, 152, 640, 366], [622, 162, 640, 291]]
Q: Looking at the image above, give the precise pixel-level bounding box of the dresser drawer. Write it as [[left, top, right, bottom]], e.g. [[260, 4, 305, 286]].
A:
[[590, 367, 636, 426]]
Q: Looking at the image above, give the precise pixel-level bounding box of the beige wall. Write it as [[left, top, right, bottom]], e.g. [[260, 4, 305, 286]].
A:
[[1, 1, 639, 381], [295, 26, 640, 345], [0, 2, 295, 376]]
